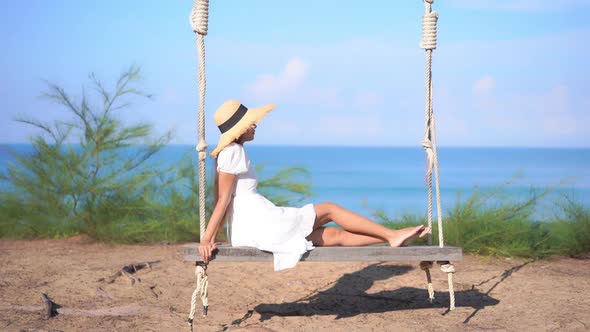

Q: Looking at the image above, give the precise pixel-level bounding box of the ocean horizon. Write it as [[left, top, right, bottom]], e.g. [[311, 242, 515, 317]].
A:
[[1, 144, 589, 221]]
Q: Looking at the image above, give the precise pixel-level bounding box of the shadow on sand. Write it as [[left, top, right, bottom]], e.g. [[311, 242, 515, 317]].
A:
[[245, 263, 499, 322]]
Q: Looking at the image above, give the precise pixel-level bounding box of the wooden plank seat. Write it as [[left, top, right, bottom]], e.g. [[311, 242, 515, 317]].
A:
[[183, 245, 463, 312], [183, 244, 463, 262]]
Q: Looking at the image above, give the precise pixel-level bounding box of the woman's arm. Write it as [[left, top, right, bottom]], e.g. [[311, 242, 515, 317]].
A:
[[198, 171, 237, 262]]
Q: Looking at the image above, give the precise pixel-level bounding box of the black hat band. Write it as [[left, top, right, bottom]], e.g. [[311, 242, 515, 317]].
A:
[[218, 104, 248, 133]]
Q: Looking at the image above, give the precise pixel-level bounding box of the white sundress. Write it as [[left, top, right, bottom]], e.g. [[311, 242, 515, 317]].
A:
[[217, 143, 317, 271]]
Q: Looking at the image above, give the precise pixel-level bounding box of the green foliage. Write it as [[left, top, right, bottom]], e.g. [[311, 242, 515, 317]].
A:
[[543, 198, 590, 257], [257, 165, 313, 206], [0, 67, 314, 243], [375, 186, 590, 258], [443, 187, 549, 257], [0, 66, 174, 241], [2, 66, 587, 256]]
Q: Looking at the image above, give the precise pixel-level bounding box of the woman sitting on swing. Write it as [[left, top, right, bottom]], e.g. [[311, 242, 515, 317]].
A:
[[199, 99, 430, 270]]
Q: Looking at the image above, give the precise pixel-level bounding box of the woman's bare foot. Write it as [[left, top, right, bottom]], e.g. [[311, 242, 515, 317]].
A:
[[387, 225, 431, 247], [401, 226, 431, 246]]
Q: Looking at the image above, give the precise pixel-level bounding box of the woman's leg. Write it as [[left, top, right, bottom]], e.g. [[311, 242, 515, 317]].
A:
[[307, 227, 385, 246], [311, 202, 429, 247]]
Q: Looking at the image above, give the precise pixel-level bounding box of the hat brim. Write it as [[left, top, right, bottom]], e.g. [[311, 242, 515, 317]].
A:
[[210, 103, 275, 157]]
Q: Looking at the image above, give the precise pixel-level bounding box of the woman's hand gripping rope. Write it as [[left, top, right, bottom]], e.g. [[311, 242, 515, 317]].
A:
[[199, 242, 218, 263]]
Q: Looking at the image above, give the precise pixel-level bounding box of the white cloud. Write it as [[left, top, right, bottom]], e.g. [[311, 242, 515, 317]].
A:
[[430, 77, 590, 147], [475, 82, 585, 143], [305, 87, 342, 108], [255, 117, 303, 144], [317, 113, 386, 142], [222, 31, 589, 147], [447, 0, 590, 11], [243, 57, 308, 103], [246, 110, 388, 146], [354, 91, 384, 111], [435, 85, 472, 140], [531, 85, 577, 136], [472, 76, 497, 115], [241, 57, 346, 111], [473, 76, 495, 96]]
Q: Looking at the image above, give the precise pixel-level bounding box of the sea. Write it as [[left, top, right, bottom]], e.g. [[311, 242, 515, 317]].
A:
[[1, 144, 589, 221]]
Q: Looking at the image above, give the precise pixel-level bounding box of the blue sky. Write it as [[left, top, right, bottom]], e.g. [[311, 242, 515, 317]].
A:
[[1, 0, 589, 147]]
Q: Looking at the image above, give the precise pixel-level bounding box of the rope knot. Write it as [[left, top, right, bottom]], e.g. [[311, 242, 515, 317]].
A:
[[196, 264, 209, 315], [190, 0, 210, 35], [420, 11, 438, 50], [422, 139, 434, 175], [196, 141, 208, 161], [440, 263, 455, 274], [188, 263, 210, 325], [420, 261, 433, 271], [420, 261, 435, 301]]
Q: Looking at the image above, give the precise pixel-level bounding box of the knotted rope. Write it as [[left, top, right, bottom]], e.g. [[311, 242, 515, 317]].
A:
[[440, 262, 456, 310], [188, 263, 209, 329], [420, 1, 438, 50], [190, 0, 209, 233], [420, 261, 435, 302], [419, 1, 456, 311], [420, 0, 444, 248], [188, 0, 210, 329]]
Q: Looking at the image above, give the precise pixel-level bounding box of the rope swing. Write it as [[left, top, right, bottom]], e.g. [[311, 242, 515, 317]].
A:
[[186, 1, 458, 327], [419, 0, 456, 310], [188, 0, 210, 328]]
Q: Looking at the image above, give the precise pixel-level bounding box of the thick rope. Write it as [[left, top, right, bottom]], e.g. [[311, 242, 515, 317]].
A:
[[188, 1, 210, 328], [197, 265, 210, 312], [423, 139, 434, 246], [196, 34, 208, 240], [188, 264, 209, 325], [420, 3, 438, 50], [190, 0, 210, 240], [190, 0, 209, 35], [440, 262, 456, 310], [188, 287, 199, 328], [420, 0, 444, 248], [421, 1, 455, 312], [420, 261, 435, 302]]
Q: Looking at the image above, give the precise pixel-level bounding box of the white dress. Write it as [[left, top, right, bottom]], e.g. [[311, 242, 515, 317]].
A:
[[217, 143, 316, 271]]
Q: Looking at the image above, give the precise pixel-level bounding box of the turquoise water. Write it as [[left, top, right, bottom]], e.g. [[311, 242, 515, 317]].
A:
[[2, 144, 589, 220]]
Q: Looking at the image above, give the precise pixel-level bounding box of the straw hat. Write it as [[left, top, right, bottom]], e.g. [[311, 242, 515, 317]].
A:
[[210, 99, 275, 157]]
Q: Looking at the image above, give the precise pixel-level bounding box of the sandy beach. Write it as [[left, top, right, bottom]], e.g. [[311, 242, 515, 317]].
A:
[[1, 237, 589, 332]]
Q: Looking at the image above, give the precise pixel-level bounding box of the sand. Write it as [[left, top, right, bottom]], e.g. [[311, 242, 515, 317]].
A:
[[1, 237, 589, 332]]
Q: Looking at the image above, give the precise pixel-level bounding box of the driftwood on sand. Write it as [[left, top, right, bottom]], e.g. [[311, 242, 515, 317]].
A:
[[40, 293, 59, 319], [0, 295, 170, 319], [0, 261, 166, 320], [97, 261, 160, 284]]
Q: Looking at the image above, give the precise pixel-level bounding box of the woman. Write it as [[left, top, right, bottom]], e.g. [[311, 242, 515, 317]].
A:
[[199, 99, 430, 271]]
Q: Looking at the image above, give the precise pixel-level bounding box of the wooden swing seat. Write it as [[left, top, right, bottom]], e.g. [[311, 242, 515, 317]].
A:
[[183, 244, 462, 262]]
